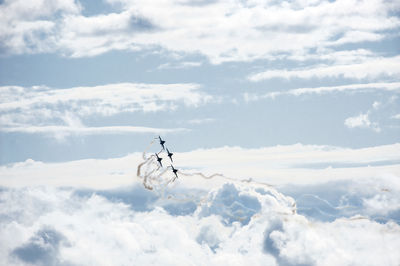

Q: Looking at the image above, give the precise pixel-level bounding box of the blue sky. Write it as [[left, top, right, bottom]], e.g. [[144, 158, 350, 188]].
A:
[[1, 1, 400, 265], [1, 0, 399, 164]]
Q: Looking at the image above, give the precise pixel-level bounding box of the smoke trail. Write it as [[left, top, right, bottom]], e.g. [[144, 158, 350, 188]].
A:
[[137, 138, 277, 189], [136, 138, 297, 217]]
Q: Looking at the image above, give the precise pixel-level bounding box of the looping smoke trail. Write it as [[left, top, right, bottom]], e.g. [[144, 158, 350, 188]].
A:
[[136, 138, 297, 216], [142, 137, 158, 160]]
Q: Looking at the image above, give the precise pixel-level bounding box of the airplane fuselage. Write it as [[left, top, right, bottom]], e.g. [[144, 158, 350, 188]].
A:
[[155, 153, 163, 167]]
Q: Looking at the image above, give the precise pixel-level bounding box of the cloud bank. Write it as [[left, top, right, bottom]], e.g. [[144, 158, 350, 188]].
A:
[[1, 142, 400, 265], [1, 0, 399, 62], [2, 143, 399, 188], [1, 180, 399, 266]]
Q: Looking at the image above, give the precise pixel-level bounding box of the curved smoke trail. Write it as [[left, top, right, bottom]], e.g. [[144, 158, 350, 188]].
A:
[[136, 137, 297, 216]]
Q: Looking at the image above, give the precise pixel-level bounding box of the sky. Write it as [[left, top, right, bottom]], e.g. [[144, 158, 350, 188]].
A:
[[1, 0, 400, 265], [1, 0, 400, 163]]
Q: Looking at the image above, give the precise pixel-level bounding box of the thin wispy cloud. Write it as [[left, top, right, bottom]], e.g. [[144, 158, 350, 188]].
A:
[[248, 55, 400, 82], [243, 82, 400, 102], [187, 118, 216, 125], [2, 125, 188, 140], [0, 83, 210, 138], [157, 61, 203, 70], [0, 83, 210, 115]]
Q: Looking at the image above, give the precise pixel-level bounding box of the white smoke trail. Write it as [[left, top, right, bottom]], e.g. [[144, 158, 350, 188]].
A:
[[136, 137, 297, 216]]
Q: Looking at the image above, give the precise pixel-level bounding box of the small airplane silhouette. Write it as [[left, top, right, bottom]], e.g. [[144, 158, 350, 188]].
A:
[[158, 136, 166, 150], [166, 148, 173, 162], [155, 153, 163, 167], [171, 165, 178, 180]]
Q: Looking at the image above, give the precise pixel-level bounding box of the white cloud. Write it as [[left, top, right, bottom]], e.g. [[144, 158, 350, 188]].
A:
[[344, 113, 371, 128], [0, 180, 399, 266], [244, 82, 400, 102], [392, 114, 400, 119], [0, 0, 81, 54], [0, 83, 211, 138], [372, 101, 381, 110], [1, 140, 400, 265], [187, 118, 215, 125], [157, 61, 203, 70], [285, 48, 376, 64], [2, 125, 189, 140], [327, 30, 384, 46], [0, 83, 210, 115], [248, 55, 400, 81], [1, 0, 399, 62], [363, 193, 400, 217], [2, 143, 399, 189], [344, 113, 381, 132]]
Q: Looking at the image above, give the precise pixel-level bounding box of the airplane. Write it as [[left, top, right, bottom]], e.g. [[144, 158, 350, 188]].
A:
[[155, 153, 163, 167], [166, 148, 173, 162], [170, 164, 178, 180], [158, 136, 166, 150]]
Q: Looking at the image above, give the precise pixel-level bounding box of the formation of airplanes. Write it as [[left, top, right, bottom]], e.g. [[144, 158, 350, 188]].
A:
[[155, 136, 179, 180]]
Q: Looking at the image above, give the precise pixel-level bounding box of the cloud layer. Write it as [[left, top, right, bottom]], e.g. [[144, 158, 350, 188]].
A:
[[2, 143, 399, 188], [1, 180, 399, 266], [248, 55, 400, 82], [1, 0, 399, 62], [1, 141, 400, 265], [244, 82, 400, 102], [0, 83, 210, 138]]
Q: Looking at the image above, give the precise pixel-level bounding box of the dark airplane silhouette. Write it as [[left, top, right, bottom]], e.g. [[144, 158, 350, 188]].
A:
[[166, 148, 173, 162], [158, 136, 166, 150], [171, 165, 178, 180], [155, 153, 163, 167]]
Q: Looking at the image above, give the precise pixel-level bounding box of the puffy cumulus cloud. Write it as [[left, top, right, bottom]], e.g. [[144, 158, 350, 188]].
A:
[[266, 216, 400, 266], [11, 227, 67, 266], [280, 174, 400, 223], [1, 0, 399, 62], [0, 184, 281, 266], [57, 9, 158, 57], [1, 180, 400, 266], [198, 183, 263, 225], [277, 176, 400, 265], [0, 83, 211, 138], [344, 112, 381, 132], [0, 0, 81, 54], [1, 141, 400, 265], [344, 113, 372, 128]]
